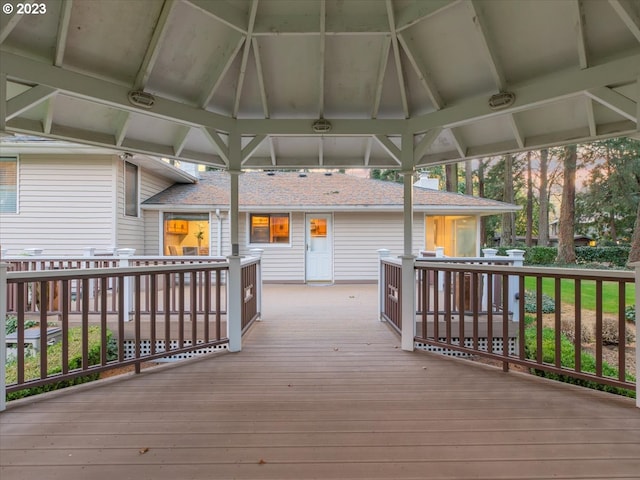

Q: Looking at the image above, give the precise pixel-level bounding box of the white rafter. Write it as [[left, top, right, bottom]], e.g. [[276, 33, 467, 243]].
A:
[[508, 114, 525, 149], [0, 51, 235, 131], [449, 128, 467, 157], [585, 87, 638, 122], [413, 127, 442, 162], [0, 73, 7, 134], [0, 8, 22, 44], [6, 85, 57, 120], [202, 127, 230, 165], [385, 0, 409, 118], [318, 0, 326, 118], [173, 126, 191, 156], [374, 134, 401, 164], [318, 137, 324, 166], [609, 0, 640, 43], [371, 36, 391, 119], [134, 0, 175, 90], [233, 0, 259, 118], [115, 111, 132, 147], [573, 0, 588, 69], [364, 137, 373, 166], [252, 38, 269, 118], [397, 32, 443, 110], [199, 33, 245, 109], [585, 97, 597, 136], [184, 0, 248, 34], [269, 136, 277, 166], [55, 0, 73, 67], [241, 134, 266, 162], [43, 98, 54, 134], [395, 0, 460, 32]]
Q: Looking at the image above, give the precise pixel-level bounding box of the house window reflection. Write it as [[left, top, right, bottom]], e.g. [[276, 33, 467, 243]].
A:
[[163, 212, 209, 255]]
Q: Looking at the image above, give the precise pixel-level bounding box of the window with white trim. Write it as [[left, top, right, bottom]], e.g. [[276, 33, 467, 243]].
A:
[[249, 213, 290, 244], [0, 156, 17, 213], [124, 161, 139, 217]]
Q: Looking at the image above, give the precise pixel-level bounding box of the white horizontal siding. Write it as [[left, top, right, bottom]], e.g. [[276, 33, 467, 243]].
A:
[[239, 212, 305, 283], [333, 212, 424, 282], [0, 155, 116, 255]]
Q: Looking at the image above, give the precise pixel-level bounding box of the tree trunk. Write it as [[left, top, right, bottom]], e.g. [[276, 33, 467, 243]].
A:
[[629, 200, 640, 264], [501, 154, 515, 246], [538, 149, 550, 246], [478, 160, 486, 246], [556, 145, 577, 264], [445, 163, 458, 193], [465, 160, 473, 195], [526, 151, 533, 246]]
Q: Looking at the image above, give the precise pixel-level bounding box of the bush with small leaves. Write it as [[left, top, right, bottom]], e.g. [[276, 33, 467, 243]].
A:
[[524, 290, 556, 313], [601, 318, 635, 346]]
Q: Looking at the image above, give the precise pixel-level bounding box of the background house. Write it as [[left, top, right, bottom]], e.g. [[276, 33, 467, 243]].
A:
[[143, 171, 519, 283], [0, 138, 194, 255]]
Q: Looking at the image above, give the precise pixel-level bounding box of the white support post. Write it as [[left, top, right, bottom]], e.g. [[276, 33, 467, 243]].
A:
[[506, 249, 525, 322], [482, 248, 498, 311], [400, 133, 416, 352], [117, 249, 135, 321], [0, 262, 7, 412], [377, 248, 391, 321], [634, 261, 639, 408], [435, 246, 445, 292], [227, 132, 243, 352]]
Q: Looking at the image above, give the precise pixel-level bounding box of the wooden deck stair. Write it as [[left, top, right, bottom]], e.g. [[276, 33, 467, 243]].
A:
[[1, 284, 639, 479]]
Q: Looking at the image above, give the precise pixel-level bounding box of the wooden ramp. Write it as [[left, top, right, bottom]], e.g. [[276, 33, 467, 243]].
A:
[[1, 284, 639, 479]]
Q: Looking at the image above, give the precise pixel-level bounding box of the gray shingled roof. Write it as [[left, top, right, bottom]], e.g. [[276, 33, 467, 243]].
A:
[[143, 171, 518, 214]]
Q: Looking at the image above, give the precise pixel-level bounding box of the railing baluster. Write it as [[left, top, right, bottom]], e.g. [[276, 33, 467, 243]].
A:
[[554, 277, 562, 369]]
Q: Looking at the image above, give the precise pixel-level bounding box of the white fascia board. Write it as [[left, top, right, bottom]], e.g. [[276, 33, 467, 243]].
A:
[[0, 140, 119, 155], [142, 204, 519, 214]]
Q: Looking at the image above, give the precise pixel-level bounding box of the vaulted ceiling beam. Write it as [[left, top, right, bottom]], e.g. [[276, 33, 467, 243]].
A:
[[199, 33, 245, 109], [202, 127, 230, 165], [0, 51, 236, 132], [318, 0, 326, 118], [6, 85, 57, 120], [233, 0, 259, 118], [371, 36, 391, 119], [397, 33, 443, 109], [173, 126, 191, 156], [237, 119, 405, 135], [609, 0, 640, 43], [55, 0, 73, 67], [409, 52, 640, 133], [585, 97, 596, 136], [134, 0, 175, 90], [42, 98, 54, 134], [253, 14, 389, 35], [374, 134, 401, 164], [413, 127, 442, 162], [449, 128, 467, 157], [585, 87, 637, 122], [241, 134, 266, 162], [364, 137, 373, 166], [114, 110, 131, 146], [269, 137, 277, 166], [395, 0, 460, 32], [184, 0, 248, 34], [0, 8, 22, 44], [252, 38, 269, 118], [385, 0, 409, 118], [573, 0, 588, 69]]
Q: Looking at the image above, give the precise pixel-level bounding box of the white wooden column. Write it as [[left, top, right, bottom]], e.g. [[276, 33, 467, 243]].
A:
[[227, 132, 242, 352], [0, 261, 7, 411], [400, 132, 416, 352], [634, 261, 640, 409]]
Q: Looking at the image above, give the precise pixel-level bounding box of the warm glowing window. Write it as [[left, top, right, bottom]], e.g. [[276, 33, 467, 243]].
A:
[[250, 213, 290, 244], [425, 215, 477, 257], [163, 212, 210, 255]]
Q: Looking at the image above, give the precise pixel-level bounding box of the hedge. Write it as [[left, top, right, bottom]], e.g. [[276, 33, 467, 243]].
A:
[[489, 245, 630, 267], [5, 326, 113, 401]]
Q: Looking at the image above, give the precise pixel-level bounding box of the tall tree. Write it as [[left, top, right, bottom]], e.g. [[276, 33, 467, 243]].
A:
[[525, 151, 533, 246], [538, 148, 550, 246], [445, 163, 458, 192], [556, 145, 577, 264], [501, 154, 515, 246], [465, 160, 473, 195], [630, 202, 640, 264]]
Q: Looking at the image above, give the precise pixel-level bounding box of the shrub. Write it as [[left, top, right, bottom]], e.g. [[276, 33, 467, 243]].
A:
[[560, 317, 593, 344], [525, 247, 557, 265], [524, 325, 635, 398], [626, 305, 636, 323], [5, 315, 38, 335], [524, 290, 556, 313], [5, 326, 112, 401], [601, 318, 635, 345], [575, 246, 630, 268]]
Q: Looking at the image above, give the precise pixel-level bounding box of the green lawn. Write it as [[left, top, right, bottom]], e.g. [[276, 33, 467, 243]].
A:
[[524, 277, 635, 313]]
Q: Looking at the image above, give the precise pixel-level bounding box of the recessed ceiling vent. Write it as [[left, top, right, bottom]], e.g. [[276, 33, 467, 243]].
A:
[[488, 91, 515, 110], [128, 90, 155, 109], [312, 118, 332, 133]]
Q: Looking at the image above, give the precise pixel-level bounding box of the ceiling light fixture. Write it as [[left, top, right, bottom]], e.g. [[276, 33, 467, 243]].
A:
[[128, 90, 155, 109], [488, 91, 516, 110], [312, 118, 332, 133]]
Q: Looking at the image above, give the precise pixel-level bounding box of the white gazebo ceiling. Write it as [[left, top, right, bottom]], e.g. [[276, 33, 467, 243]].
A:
[[1, 0, 639, 169]]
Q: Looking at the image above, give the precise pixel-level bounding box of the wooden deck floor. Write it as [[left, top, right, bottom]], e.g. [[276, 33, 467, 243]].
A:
[[1, 284, 639, 479]]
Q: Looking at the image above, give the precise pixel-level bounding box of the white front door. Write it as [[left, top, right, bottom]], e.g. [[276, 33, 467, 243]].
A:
[[305, 214, 333, 282]]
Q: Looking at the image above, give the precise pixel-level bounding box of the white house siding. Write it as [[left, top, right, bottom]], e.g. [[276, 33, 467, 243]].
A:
[[333, 212, 425, 283], [238, 211, 306, 283], [116, 161, 174, 254], [0, 155, 115, 255], [143, 210, 161, 255]]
